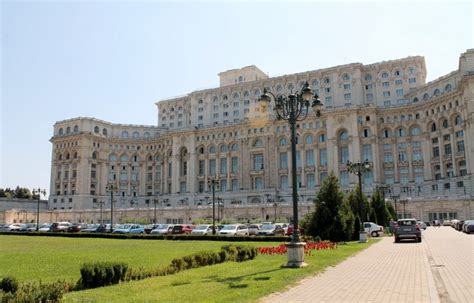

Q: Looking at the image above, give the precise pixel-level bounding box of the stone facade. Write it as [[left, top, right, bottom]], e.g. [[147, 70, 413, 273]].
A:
[[49, 50, 474, 223]]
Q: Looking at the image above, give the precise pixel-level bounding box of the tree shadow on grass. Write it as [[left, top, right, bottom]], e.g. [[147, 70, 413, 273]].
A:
[[171, 280, 191, 287], [201, 268, 282, 289]]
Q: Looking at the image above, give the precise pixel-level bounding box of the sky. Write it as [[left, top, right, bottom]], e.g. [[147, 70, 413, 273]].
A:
[[1, 0, 473, 197]]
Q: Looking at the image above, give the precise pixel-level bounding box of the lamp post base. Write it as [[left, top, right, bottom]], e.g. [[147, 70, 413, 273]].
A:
[[359, 231, 369, 243], [286, 242, 307, 268]]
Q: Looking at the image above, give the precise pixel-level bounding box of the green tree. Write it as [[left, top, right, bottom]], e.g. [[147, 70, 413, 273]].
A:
[[387, 203, 397, 221], [0, 188, 6, 198], [306, 172, 354, 242], [371, 190, 391, 226], [13, 186, 32, 199], [347, 187, 370, 229]]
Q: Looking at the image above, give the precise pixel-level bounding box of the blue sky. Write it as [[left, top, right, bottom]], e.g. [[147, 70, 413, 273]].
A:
[[1, 0, 473, 196]]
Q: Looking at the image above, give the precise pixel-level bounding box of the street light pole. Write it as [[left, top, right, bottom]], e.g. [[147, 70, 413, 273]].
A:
[[99, 200, 105, 225], [391, 194, 399, 219], [347, 160, 371, 242], [32, 188, 46, 231], [106, 181, 117, 232], [153, 198, 159, 224], [259, 81, 322, 268], [207, 177, 219, 235]]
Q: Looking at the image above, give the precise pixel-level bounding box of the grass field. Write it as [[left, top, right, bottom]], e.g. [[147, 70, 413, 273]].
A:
[[0, 235, 375, 302]]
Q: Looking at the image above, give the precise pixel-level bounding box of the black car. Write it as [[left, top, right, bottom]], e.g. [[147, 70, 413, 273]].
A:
[[394, 219, 422, 243]]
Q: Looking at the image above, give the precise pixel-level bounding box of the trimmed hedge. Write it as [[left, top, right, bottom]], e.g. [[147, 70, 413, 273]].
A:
[[78, 262, 128, 289], [0, 231, 290, 242], [0, 280, 71, 303]]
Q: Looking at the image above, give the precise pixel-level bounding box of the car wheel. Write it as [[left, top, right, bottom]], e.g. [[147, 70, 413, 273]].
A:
[[371, 231, 379, 237], [417, 237, 422, 243]]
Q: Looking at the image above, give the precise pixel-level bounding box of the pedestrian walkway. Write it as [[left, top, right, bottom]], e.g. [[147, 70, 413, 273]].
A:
[[262, 227, 473, 303]]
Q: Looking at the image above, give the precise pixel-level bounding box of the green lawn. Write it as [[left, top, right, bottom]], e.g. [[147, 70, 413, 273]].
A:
[[64, 241, 373, 303], [0, 235, 375, 302], [0, 235, 277, 283]]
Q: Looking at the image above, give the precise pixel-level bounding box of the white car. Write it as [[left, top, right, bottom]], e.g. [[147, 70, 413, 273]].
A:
[[150, 224, 174, 235], [191, 224, 214, 235], [363, 222, 384, 237], [7, 223, 28, 232], [218, 224, 248, 236]]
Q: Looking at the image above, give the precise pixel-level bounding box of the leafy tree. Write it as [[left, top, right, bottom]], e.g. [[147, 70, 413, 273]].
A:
[[0, 188, 5, 198], [386, 203, 397, 221], [306, 172, 354, 242], [371, 190, 391, 226], [14, 186, 32, 199], [347, 188, 370, 230]]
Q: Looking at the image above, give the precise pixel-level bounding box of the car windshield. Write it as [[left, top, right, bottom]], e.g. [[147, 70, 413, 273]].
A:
[[195, 225, 209, 230], [122, 224, 132, 229], [399, 220, 416, 226], [248, 225, 259, 229], [221, 225, 237, 230], [155, 224, 169, 229], [261, 224, 275, 230]]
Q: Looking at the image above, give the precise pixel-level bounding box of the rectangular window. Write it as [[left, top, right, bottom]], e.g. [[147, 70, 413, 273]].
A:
[[396, 89, 404, 96], [254, 177, 263, 189], [398, 151, 407, 162], [306, 150, 314, 166], [220, 158, 227, 174], [280, 175, 288, 190], [220, 180, 227, 191], [253, 154, 264, 171], [198, 160, 205, 176], [342, 84, 350, 90], [209, 159, 216, 175], [457, 141, 465, 152], [444, 144, 452, 155], [413, 150, 423, 161], [198, 181, 205, 193], [325, 96, 333, 105], [433, 146, 440, 157], [307, 174, 315, 188], [231, 157, 238, 173], [415, 175, 424, 184], [233, 110, 239, 116], [395, 79, 403, 85], [339, 146, 349, 164], [384, 153, 393, 163], [384, 100, 391, 107], [325, 87, 331, 93], [180, 181, 186, 193], [296, 151, 301, 168], [319, 148, 327, 166], [382, 81, 389, 87], [400, 176, 409, 185], [344, 93, 351, 100], [362, 144, 372, 161], [168, 163, 172, 177], [409, 78, 416, 84], [366, 94, 373, 101], [365, 84, 372, 90], [383, 91, 390, 97], [279, 152, 288, 169], [340, 171, 349, 187], [231, 179, 239, 191]]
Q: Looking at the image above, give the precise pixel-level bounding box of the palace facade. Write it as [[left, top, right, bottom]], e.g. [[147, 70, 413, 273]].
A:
[[49, 50, 474, 223]]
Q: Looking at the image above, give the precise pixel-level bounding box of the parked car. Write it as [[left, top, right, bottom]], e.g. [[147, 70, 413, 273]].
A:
[[218, 224, 248, 236], [7, 223, 28, 232], [191, 224, 215, 235], [286, 224, 304, 236], [68, 223, 86, 232], [455, 220, 465, 231], [247, 224, 261, 236], [50, 222, 72, 232], [417, 221, 427, 230], [112, 224, 145, 234], [363, 222, 384, 237], [394, 218, 421, 243], [171, 224, 194, 234], [150, 224, 174, 235], [81, 224, 107, 233], [462, 220, 474, 234], [26, 223, 38, 232], [38, 224, 52, 232], [257, 223, 285, 236]]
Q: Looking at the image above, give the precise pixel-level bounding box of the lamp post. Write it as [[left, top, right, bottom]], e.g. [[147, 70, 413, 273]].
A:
[[259, 81, 322, 268], [207, 177, 219, 235], [273, 202, 277, 223], [153, 198, 159, 224], [391, 194, 400, 219], [32, 188, 46, 231], [98, 200, 105, 225], [106, 181, 118, 232], [346, 160, 371, 242]]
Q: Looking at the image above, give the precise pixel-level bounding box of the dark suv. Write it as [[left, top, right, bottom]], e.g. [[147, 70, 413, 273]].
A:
[[394, 219, 422, 243]]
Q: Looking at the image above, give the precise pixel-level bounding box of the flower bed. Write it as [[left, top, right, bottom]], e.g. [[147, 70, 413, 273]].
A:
[[257, 241, 337, 256]]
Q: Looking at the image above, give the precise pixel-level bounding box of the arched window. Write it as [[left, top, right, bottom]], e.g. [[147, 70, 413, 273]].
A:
[[413, 97, 419, 103], [213, 96, 219, 102], [408, 67, 416, 75], [73, 125, 79, 133], [109, 154, 117, 162], [394, 69, 402, 77], [66, 127, 71, 134], [254, 89, 261, 96], [122, 131, 129, 138], [120, 155, 128, 162], [144, 132, 150, 138], [279, 138, 287, 146], [220, 144, 228, 152], [434, 89, 440, 96], [445, 84, 452, 92], [276, 85, 283, 92], [455, 115, 462, 125], [132, 155, 139, 162], [383, 129, 391, 138], [287, 83, 294, 91], [339, 131, 348, 141], [209, 146, 216, 153], [57, 153, 62, 161], [442, 119, 449, 128], [94, 126, 99, 133], [410, 127, 421, 136], [342, 73, 350, 81], [319, 134, 326, 142], [381, 72, 389, 78], [92, 152, 97, 160], [305, 135, 313, 144], [66, 153, 70, 160], [233, 93, 239, 99], [73, 151, 78, 159], [102, 128, 107, 136], [311, 79, 319, 87], [423, 93, 429, 101], [431, 123, 437, 132], [198, 147, 204, 154], [132, 131, 139, 138], [231, 143, 239, 151], [397, 128, 406, 137], [238, 76, 243, 82], [243, 91, 249, 97], [222, 95, 228, 100], [59, 128, 64, 135]]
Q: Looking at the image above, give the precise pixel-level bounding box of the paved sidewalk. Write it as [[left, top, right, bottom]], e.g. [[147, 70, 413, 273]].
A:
[[262, 227, 473, 303]]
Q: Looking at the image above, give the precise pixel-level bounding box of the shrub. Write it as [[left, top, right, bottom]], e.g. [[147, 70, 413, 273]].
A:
[[79, 262, 128, 289], [0, 277, 18, 294], [1, 280, 67, 303]]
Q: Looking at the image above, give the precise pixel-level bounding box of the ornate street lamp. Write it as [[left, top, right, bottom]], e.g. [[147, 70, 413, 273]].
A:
[[32, 188, 46, 231], [98, 200, 105, 225], [106, 181, 118, 232], [346, 159, 371, 242], [207, 177, 220, 235], [259, 81, 322, 267]]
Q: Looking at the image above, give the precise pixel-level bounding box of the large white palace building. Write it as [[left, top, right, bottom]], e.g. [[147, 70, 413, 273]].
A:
[[49, 50, 474, 223]]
